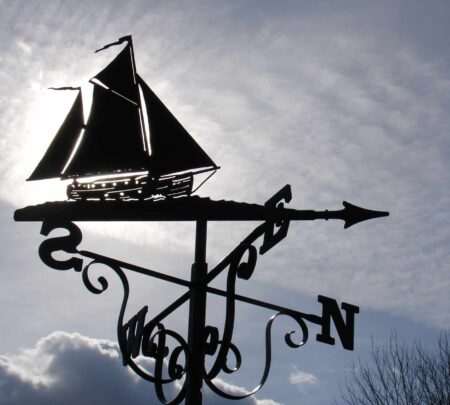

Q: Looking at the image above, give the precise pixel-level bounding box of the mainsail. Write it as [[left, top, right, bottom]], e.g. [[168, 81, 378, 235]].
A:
[[138, 75, 217, 176], [28, 37, 218, 186]]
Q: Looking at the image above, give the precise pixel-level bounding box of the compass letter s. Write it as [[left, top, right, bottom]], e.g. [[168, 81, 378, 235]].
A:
[[39, 220, 83, 272]]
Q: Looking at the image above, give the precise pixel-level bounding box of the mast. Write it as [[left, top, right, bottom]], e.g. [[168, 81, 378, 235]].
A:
[[128, 36, 150, 155], [63, 39, 147, 178]]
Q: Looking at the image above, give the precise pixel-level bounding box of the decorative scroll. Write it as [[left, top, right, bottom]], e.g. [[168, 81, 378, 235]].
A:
[[81, 258, 190, 405], [202, 240, 310, 400], [205, 312, 308, 400], [35, 186, 363, 405], [38, 220, 189, 404]]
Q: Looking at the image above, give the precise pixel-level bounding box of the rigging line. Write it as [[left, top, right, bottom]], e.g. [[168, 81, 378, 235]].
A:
[[88, 79, 138, 106], [191, 169, 217, 194], [111, 89, 138, 105]]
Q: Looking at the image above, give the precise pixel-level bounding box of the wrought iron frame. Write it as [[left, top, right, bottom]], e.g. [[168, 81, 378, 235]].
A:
[[25, 184, 386, 404]]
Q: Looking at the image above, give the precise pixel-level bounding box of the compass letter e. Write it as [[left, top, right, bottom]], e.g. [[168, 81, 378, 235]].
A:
[[39, 220, 83, 272], [260, 184, 292, 254]]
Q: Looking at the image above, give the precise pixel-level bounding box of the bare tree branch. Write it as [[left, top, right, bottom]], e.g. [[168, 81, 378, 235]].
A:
[[338, 330, 449, 405]]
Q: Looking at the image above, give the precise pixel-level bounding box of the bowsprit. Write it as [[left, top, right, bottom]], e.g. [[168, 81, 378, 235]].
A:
[[14, 36, 388, 405]]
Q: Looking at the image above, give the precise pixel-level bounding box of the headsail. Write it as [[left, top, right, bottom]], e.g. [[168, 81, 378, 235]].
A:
[[28, 89, 84, 181], [138, 75, 217, 176]]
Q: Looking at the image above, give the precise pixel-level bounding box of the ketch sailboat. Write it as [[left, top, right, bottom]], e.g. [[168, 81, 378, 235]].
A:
[[28, 36, 219, 201]]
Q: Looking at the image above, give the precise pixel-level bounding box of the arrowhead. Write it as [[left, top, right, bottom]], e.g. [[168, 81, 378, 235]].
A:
[[342, 201, 389, 229]]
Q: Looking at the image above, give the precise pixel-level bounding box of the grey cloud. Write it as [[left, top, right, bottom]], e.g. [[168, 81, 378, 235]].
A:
[[0, 332, 151, 404], [0, 331, 277, 405]]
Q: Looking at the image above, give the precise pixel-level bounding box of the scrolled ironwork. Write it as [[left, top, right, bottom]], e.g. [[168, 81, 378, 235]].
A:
[[199, 209, 312, 400], [142, 325, 189, 405], [80, 258, 189, 405], [204, 310, 309, 400], [202, 230, 310, 400], [205, 243, 258, 380], [31, 180, 369, 405], [219, 341, 242, 374]]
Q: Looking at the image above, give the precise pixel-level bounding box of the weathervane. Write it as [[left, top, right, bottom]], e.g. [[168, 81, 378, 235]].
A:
[[15, 36, 388, 405]]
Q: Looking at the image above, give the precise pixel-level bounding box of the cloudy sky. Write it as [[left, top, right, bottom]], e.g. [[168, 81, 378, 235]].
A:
[[1, 0, 449, 404]]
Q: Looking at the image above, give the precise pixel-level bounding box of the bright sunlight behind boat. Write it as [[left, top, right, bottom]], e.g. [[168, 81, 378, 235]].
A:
[[22, 83, 94, 204]]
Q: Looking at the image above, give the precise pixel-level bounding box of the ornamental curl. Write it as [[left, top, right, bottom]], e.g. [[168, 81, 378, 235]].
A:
[[81, 259, 189, 405], [205, 311, 309, 400]]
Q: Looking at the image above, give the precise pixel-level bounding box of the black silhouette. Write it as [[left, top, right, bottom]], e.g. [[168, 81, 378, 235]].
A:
[[28, 35, 218, 201], [15, 37, 389, 405]]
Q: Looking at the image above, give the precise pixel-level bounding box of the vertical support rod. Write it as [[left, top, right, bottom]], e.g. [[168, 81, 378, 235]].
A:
[[186, 219, 208, 405]]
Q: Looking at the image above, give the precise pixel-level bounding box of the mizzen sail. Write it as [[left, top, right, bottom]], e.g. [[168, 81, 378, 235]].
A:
[[28, 90, 84, 181]]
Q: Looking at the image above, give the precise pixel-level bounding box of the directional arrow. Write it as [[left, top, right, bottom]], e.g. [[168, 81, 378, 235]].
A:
[[14, 196, 389, 227], [288, 201, 390, 228], [339, 201, 389, 229]]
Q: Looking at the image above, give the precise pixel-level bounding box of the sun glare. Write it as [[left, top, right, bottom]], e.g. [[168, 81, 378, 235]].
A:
[[17, 83, 94, 205]]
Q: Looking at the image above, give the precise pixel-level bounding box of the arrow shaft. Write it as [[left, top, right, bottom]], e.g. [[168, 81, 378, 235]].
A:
[[285, 206, 388, 228], [284, 209, 338, 221], [14, 199, 388, 226]]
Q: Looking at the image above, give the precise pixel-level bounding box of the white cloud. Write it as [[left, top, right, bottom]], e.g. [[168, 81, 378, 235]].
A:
[[208, 378, 282, 405], [208, 373, 285, 404], [289, 368, 319, 393], [15, 39, 32, 55], [0, 331, 280, 405], [254, 401, 283, 405], [289, 370, 318, 386]]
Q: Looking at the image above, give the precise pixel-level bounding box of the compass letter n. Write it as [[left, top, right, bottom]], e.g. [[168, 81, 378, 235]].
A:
[[316, 295, 360, 350]]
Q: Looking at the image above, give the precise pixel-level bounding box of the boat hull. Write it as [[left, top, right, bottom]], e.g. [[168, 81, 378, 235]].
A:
[[67, 173, 193, 201]]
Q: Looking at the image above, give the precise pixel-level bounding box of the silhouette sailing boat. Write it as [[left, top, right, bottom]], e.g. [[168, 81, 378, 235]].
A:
[[28, 36, 219, 201]]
